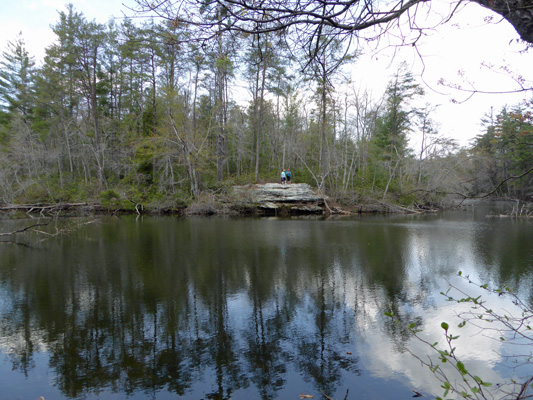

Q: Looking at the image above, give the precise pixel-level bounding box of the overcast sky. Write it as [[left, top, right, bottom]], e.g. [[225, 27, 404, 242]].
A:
[[1, 0, 532, 148]]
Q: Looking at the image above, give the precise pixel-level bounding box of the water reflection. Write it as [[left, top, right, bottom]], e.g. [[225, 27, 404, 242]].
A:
[[0, 213, 531, 399]]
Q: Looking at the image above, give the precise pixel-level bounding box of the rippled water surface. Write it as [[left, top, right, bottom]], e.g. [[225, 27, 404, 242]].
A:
[[0, 205, 532, 399]]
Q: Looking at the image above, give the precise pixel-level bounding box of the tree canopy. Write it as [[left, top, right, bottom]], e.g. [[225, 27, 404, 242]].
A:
[[131, 0, 533, 48], [0, 1, 531, 210]]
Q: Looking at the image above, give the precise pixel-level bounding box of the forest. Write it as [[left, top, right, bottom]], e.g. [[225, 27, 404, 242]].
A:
[[0, 2, 532, 213]]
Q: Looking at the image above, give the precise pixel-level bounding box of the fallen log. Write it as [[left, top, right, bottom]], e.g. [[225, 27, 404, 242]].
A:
[[0, 218, 52, 237], [378, 201, 423, 214], [0, 203, 90, 215]]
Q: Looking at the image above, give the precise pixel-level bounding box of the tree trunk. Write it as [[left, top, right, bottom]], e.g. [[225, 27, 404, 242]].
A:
[[383, 160, 400, 200], [474, 0, 533, 43], [255, 60, 267, 181]]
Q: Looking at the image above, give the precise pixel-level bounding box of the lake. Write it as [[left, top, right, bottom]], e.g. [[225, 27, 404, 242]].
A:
[[0, 203, 532, 399]]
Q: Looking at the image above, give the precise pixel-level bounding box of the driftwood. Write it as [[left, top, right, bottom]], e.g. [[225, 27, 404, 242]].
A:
[[378, 201, 423, 214], [0, 217, 98, 243], [0, 202, 90, 215], [0, 218, 53, 237]]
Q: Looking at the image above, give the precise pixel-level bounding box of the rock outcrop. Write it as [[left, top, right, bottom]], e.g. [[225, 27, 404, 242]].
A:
[[232, 183, 328, 214]]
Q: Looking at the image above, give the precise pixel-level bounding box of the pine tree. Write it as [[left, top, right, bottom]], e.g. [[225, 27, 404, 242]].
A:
[[0, 34, 36, 125], [372, 63, 424, 199]]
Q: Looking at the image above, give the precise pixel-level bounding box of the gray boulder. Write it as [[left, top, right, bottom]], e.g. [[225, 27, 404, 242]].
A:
[[232, 183, 327, 213]]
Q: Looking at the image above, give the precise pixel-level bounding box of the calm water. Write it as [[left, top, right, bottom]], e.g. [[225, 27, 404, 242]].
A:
[[0, 205, 532, 400]]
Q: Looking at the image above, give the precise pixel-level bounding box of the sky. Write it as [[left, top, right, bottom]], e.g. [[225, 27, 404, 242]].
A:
[[350, 1, 533, 148], [1, 0, 532, 148]]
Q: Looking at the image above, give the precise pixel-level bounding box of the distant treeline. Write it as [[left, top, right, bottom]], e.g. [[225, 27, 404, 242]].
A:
[[0, 4, 531, 209]]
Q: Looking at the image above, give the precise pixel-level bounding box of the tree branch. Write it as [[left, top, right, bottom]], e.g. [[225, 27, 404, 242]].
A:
[[0, 218, 53, 237]]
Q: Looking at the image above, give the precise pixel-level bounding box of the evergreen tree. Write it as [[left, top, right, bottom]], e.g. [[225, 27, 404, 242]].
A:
[[473, 102, 533, 198], [49, 5, 109, 184], [0, 34, 36, 124], [372, 63, 424, 199]]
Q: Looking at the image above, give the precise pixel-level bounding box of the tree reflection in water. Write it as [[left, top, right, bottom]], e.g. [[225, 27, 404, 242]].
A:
[[0, 215, 531, 399]]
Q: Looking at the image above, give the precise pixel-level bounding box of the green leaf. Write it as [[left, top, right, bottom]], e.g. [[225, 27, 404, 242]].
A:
[[441, 322, 449, 331], [481, 382, 492, 387], [384, 312, 393, 317], [456, 361, 467, 375]]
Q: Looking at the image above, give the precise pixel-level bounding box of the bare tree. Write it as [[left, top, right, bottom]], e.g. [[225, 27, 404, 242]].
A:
[[131, 0, 533, 52]]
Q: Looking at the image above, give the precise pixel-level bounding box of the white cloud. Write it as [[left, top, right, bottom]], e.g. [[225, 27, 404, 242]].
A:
[[358, 298, 523, 397]]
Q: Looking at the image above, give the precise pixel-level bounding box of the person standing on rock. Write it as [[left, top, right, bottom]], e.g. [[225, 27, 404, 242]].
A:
[[286, 168, 292, 184], [281, 169, 286, 185]]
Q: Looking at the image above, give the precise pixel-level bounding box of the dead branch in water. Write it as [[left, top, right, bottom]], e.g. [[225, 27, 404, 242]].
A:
[[378, 201, 423, 214], [0, 218, 53, 237], [0, 203, 89, 215], [0, 216, 98, 245]]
